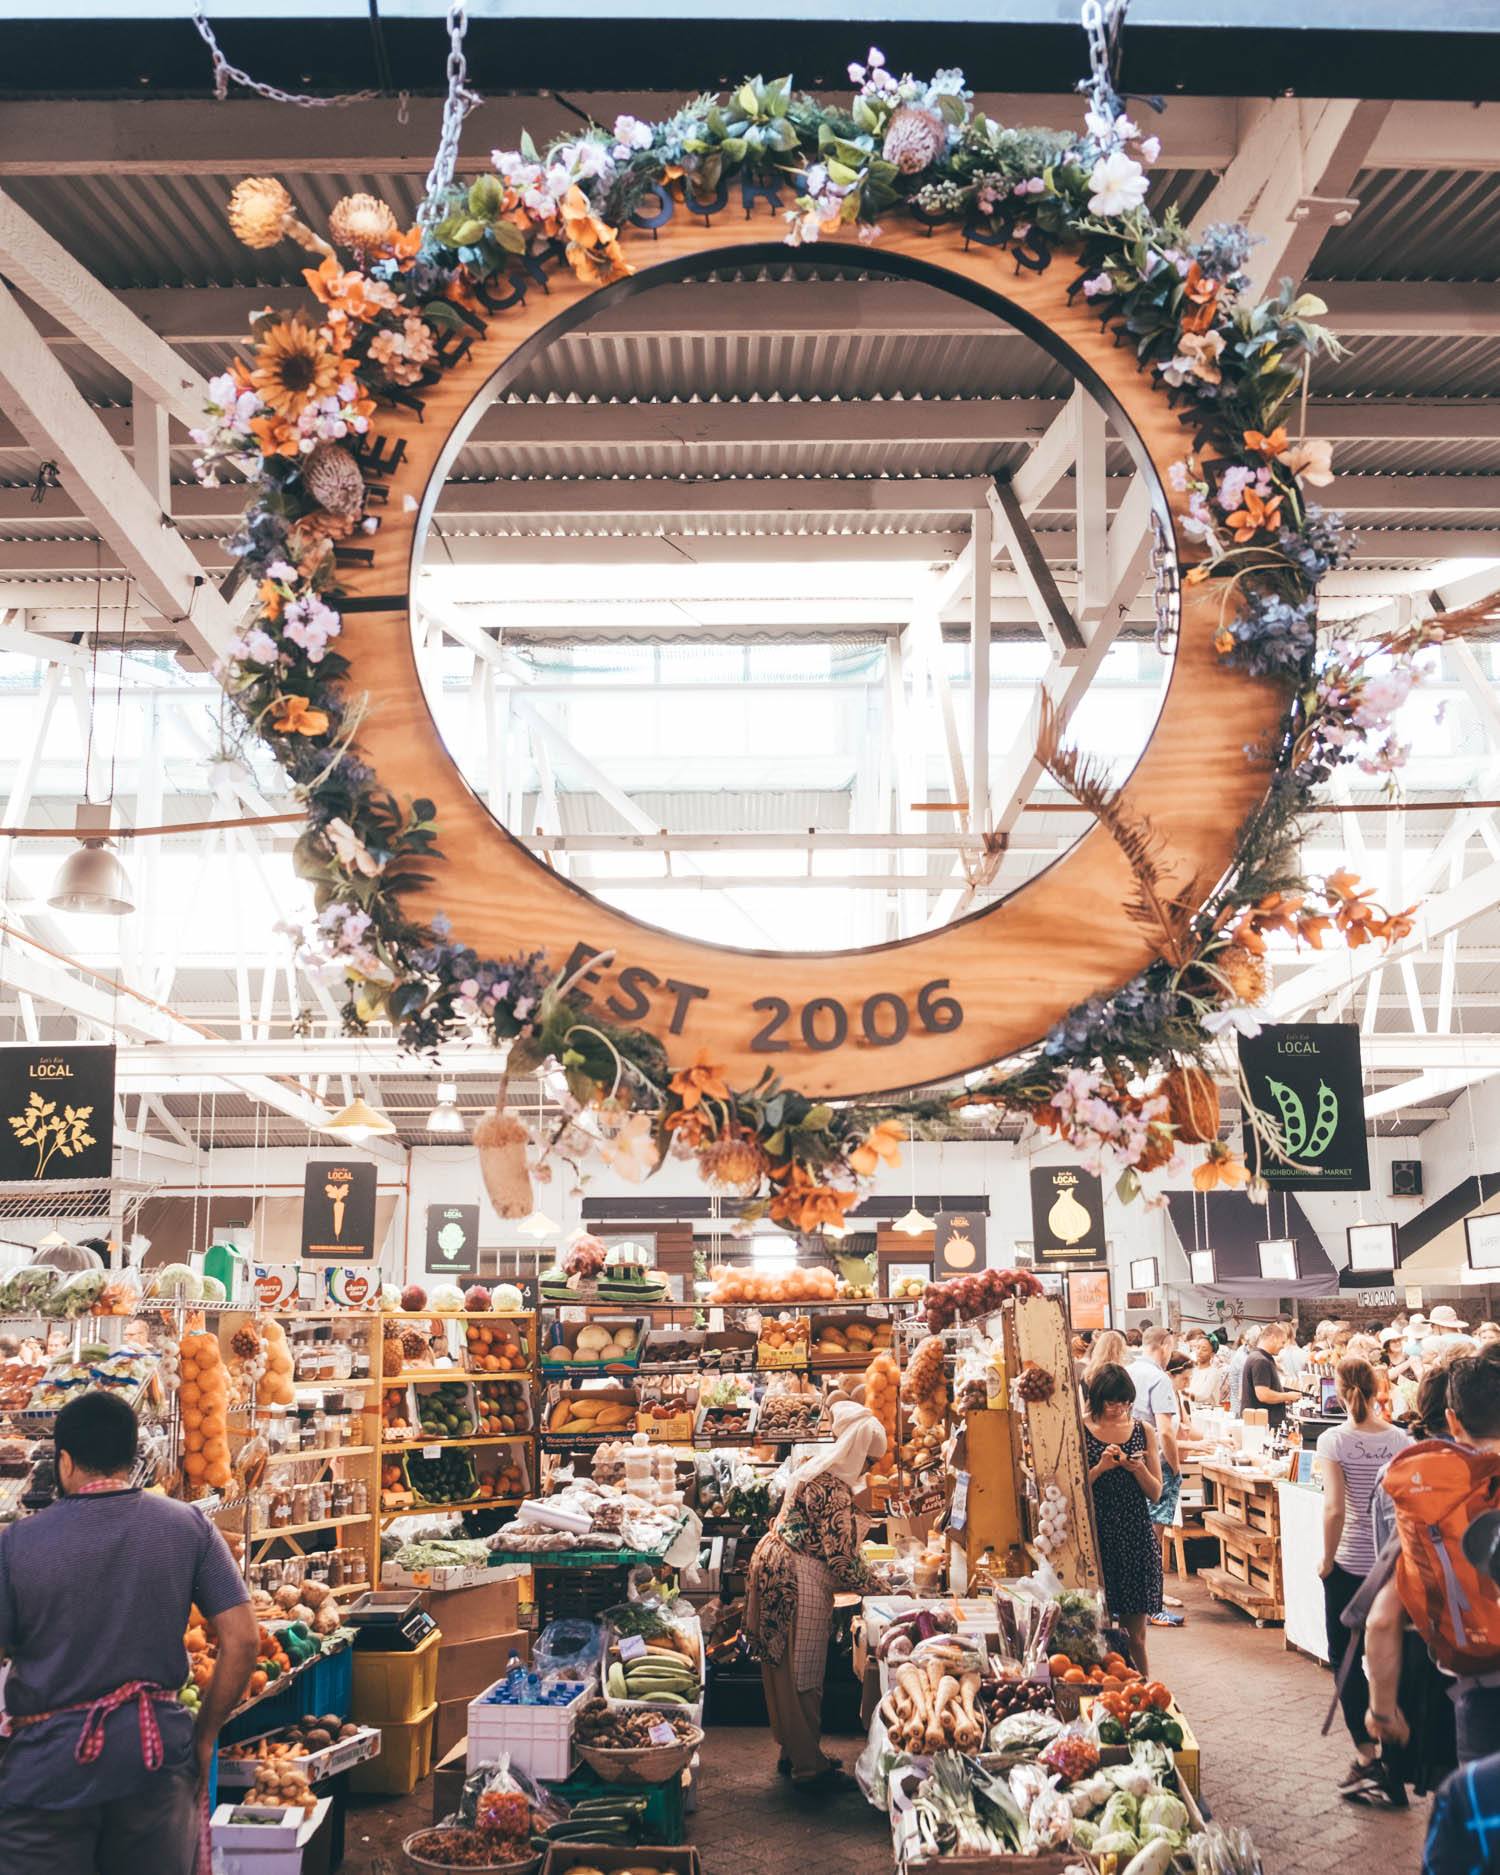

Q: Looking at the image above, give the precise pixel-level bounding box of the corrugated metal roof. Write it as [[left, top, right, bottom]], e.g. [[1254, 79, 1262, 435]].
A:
[[1313, 168, 1500, 282]]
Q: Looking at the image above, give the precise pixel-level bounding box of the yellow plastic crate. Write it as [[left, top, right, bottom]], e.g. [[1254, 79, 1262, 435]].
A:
[[350, 1627, 441, 1725], [348, 1701, 435, 1796]]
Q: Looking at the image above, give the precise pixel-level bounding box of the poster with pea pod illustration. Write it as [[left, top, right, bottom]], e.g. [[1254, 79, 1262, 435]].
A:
[[1239, 1022, 1371, 1191]]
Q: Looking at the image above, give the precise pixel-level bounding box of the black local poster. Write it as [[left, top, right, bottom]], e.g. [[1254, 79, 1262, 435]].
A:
[[426, 1202, 479, 1278], [300, 1161, 378, 1260], [0, 1044, 114, 1182], [1029, 1165, 1106, 1262], [934, 1210, 987, 1280], [1239, 1022, 1371, 1192]]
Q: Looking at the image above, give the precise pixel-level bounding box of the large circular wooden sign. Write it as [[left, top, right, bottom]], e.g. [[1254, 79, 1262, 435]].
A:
[[336, 219, 1282, 1097]]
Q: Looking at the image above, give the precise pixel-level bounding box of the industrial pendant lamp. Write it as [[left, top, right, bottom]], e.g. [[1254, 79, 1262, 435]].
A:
[[324, 1095, 396, 1142], [48, 805, 134, 916], [426, 1080, 464, 1134], [893, 1119, 933, 1235], [517, 1207, 559, 1240]]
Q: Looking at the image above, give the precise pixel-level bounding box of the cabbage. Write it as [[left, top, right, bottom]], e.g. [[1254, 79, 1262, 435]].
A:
[[1092, 1830, 1140, 1858], [492, 1283, 524, 1311], [1070, 1819, 1099, 1851], [200, 1275, 226, 1302], [148, 1263, 202, 1300], [1138, 1792, 1189, 1843], [1099, 1791, 1139, 1837], [428, 1283, 466, 1311], [380, 1285, 402, 1311]]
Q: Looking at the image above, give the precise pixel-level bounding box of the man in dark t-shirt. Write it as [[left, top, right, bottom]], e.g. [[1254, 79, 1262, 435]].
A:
[[0, 1390, 257, 1874], [1240, 1320, 1301, 1430]]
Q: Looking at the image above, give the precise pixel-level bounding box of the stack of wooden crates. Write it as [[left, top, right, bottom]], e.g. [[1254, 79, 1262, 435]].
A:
[[1198, 1461, 1286, 1627]]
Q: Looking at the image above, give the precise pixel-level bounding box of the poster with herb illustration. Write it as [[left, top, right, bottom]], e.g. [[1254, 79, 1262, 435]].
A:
[[1239, 1022, 1371, 1191], [425, 1202, 478, 1278], [1029, 1166, 1106, 1262], [300, 1160, 378, 1259], [0, 1044, 113, 1182]]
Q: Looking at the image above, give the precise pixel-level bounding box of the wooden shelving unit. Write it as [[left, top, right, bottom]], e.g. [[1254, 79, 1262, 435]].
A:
[[1199, 1461, 1286, 1627]]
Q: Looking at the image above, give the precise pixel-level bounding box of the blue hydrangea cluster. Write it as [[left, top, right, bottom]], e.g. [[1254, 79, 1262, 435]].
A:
[[1225, 589, 1319, 678], [1043, 971, 1178, 1061]]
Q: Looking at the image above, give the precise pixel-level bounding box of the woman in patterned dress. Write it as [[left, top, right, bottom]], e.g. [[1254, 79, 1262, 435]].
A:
[[1083, 1361, 1163, 1675], [745, 1400, 886, 1789]]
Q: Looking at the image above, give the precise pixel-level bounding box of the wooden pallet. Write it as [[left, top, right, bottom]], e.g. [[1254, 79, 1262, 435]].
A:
[[1200, 1563, 1284, 1626], [1201, 1464, 1280, 1537]]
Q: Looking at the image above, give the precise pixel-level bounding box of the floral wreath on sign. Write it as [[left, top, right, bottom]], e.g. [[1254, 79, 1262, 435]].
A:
[[194, 52, 1494, 1229]]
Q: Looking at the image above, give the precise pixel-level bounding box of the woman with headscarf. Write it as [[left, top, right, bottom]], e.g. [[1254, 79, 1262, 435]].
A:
[[745, 1399, 887, 1790]]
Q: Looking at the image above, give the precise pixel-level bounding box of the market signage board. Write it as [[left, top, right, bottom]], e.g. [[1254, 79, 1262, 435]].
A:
[[1029, 1166, 1106, 1262], [934, 1210, 986, 1279], [426, 1202, 479, 1277], [300, 1161, 378, 1260], [1239, 1022, 1371, 1190], [0, 1043, 114, 1181]]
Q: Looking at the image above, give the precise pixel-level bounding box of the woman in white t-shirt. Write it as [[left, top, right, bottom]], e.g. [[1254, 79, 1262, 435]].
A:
[[1315, 1355, 1411, 1807]]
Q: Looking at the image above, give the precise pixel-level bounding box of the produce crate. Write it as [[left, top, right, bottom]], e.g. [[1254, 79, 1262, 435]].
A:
[[545, 1765, 686, 1845], [540, 1317, 647, 1377], [543, 1386, 639, 1443], [694, 1399, 757, 1444], [473, 1376, 533, 1436], [216, 1722, 382, 1787], [348, 1701, 435, 1796], [466, 1679, 591, 1778], [404, 1445, 480, 1508], [602, 1622, 706, 1726], [542, 1844, 701, 1875], [410, 1378, 479, 1441], [1079, 1695, 1201, 1798], [350, 1625, 441, 1725], [808, 1312, 893, 1365], [463, 1316, 532, 1376], [756, 1320, 810, 1369], [295, 1641, 353, 1719], [634, 1405, 696, 1443]]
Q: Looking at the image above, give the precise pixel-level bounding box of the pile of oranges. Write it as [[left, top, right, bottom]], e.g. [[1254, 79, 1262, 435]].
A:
[[179, 1330, 231, 1494], [260, 1316, 295, 1407], [1047, 1648, 1173, 1710], [464, 1319, 527, 1374]]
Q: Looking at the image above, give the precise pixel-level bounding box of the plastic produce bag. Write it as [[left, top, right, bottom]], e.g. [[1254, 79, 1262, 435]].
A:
[[531, 1617, 605, 1691]]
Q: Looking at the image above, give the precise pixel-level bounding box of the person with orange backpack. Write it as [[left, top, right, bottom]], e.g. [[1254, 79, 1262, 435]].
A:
[[1362, 1351, 1500, 1769]]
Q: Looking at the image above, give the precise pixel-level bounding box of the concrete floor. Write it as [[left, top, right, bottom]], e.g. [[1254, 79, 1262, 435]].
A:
[[340, 1578, 1433, 1873]]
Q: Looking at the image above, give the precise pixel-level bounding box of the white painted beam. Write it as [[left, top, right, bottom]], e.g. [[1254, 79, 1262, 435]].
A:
[[0, 283, 237, 667]]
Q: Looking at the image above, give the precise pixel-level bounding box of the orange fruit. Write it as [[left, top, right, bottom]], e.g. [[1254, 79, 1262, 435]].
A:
[[183, 1451, 206, 1478]]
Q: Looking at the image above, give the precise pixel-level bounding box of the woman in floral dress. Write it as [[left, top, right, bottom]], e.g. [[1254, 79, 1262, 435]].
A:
[[745, 1400, 886, 1789]]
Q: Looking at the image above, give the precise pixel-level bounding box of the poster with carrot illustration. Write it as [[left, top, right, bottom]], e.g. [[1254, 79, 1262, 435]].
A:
[[300, 1159, 378, 1259]]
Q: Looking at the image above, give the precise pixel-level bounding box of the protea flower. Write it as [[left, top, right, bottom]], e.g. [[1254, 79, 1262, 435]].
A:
[[882, 106, 945, 174]]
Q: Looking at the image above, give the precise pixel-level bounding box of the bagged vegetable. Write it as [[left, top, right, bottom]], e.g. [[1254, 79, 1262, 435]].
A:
[[1094, 1829, 1142, 1858], [532, 1617, 604, 1690]]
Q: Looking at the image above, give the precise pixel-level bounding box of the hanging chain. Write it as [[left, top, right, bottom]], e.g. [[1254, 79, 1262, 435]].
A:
[[191, 4, 380, 107], [418, 4, 483, 226], [1078, 0, 1131, 138], [1149, 508, 1181, 654]]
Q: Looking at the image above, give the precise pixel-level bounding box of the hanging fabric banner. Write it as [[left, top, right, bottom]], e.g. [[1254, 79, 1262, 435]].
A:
[[0, 1043, 114, 1181], [300, 1161, 378, 1260], [1029, 1166, 1106, 1261], [1239, 1022, 1371, 1191]]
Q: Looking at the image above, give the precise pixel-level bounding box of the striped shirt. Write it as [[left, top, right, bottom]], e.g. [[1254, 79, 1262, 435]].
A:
[[1315, 1419, 1411, 1574]]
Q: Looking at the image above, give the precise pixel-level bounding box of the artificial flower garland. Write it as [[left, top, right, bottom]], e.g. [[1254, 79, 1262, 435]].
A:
[[194, 57, 1487, 1226]]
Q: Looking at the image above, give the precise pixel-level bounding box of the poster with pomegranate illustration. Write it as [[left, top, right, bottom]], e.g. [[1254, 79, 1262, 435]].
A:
[[1029, 1166, 1106, 1262], [934, 1210, 987, 1279], [300, 1160, 378, 1260]]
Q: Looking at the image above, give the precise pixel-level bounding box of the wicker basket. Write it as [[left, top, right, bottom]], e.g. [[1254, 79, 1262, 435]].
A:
[[574, 1724, 704, 1785], [402, 1833, 539, 1874]]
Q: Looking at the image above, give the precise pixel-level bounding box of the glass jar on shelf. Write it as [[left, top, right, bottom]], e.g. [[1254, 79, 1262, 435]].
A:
[[289, 1484, 311, 1526], [267, 1488, 292, 1530]]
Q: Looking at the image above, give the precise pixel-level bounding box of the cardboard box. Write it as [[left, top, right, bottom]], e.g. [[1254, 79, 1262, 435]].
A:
[[420, 1574, 520, 1643], [543, 1845, 701, 1875], [437, 1631, 529, 1703], [217, 1724, 381, 1788], [212, 1798, 331, 1875], [434, 1694, 470, 1762], [432, 1739, 468, 1823]]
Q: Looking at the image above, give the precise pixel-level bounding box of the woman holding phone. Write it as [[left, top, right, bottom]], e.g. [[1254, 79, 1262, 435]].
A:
[[1083, 1361, 1164, 1675]]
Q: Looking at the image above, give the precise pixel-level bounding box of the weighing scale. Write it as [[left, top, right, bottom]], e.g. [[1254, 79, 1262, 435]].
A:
[[342, 1590, 437, 1652]]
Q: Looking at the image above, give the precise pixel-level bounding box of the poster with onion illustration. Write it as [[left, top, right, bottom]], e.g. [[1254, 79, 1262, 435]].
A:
[[1029, 1166, 1106, 1263], [300, 1160, 378, 1260]]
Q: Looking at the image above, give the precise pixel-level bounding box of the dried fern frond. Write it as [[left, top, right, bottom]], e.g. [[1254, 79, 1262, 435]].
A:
[[1034, 692, 1196, 965]]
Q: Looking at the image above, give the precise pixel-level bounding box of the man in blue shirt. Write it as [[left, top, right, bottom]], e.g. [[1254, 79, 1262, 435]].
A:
[[0, 1389, 257, 1874], [1426, 1752, 1500, 1872]]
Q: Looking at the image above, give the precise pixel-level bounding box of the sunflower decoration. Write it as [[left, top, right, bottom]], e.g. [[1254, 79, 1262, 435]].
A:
[[251, 317, 342, 419]]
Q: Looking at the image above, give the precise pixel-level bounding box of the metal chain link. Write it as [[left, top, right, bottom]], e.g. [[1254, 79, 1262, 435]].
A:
[[191, 4, 379, 107], [1149, 509, 1181, 654], [417, 4, 484, 226], [1078, 0, 1130, 138]]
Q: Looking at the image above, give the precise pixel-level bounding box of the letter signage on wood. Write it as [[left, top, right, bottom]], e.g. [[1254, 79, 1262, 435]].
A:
[[300, 1161, 378, 1260], [1239, 1022, 1371, 1191], [426, 1202, 479, 1278], [934, 1210, 987, 1279], [0, 1043, 114, 1182], [1030, 1166, 1106, 1262]]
